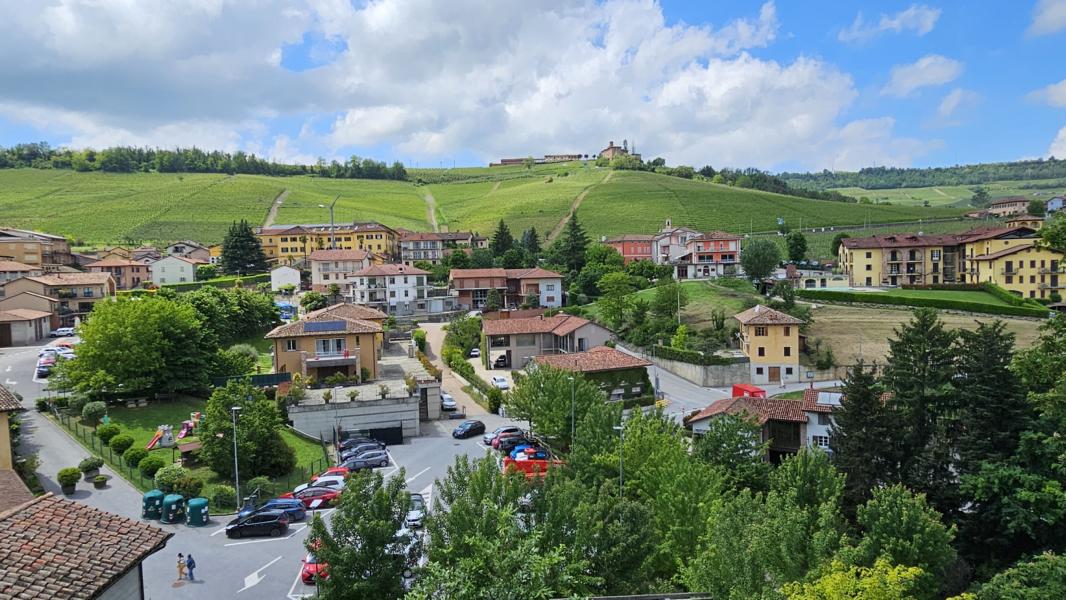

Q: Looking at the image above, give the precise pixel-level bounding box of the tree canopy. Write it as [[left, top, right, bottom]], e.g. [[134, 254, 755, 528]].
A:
[[220, 219, 268, 274]]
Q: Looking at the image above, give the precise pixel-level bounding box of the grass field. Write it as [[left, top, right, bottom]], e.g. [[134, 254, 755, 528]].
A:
[[259, 176, 430, 231], [831, 178, 1066, 208], [872, 288, 1012, 306], [583, 278, 760, 327]]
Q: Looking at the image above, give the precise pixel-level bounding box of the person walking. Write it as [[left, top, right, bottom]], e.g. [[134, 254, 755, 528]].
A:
[[186, 554, 196, 581], [176, 553, 186, 581]]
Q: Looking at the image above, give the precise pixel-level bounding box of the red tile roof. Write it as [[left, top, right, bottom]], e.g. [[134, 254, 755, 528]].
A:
[[841, 233, 965, 250], [989, 196, 1027, 206], [733, 305, 805, 325], [0, 494, 172, 599], [0, 261, 37, 273], [86, 258, 143, 268], [532, 346, 651, 373], [23, 273, 114, 286], [972, 243, 1036, 261], [0, 309, 53, 322], [266, 313, 382, 338], [0, 385, 22, 412], [304, 303, 388, 322], [604, 234, 656, 242], [690, 231, 742, 241], [505, 267, 563, 279], [309, 249, 370, 262], [450, 268, 507, 279], [801, 387, 893, 413], [686, 396, 807, 425], [0, 470, 32, 513], [352, 264, 430, 276], [483, 314, 592, 336]]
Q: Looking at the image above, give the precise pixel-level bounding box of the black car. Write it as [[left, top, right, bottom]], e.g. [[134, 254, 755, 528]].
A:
[[338, 437, 385, 451], [493, 354, 509, 368], [340, 443, 385, 462], [452, 420, 486, 439], [225, 509, 290, 538], [343, 449, 390, 471], [497, 435, 533, 453]]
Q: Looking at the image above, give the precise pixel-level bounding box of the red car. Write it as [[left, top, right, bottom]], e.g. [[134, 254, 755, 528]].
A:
[[310, 467, 349, 482], [279, 486, 341, 509], [301, 551, 328, 584]]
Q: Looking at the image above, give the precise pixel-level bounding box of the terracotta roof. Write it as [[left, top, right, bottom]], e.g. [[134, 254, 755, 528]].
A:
[[801, 387, 893, 413], [86, 258, 143, 268], [304, 303, 388, 322], [690, 231, 743, 241], [0, 470, 32, 513], [483, 314, 591, 336], [504, 267, 563, 279], [734, 305, 805, 326], [352, 264, 429, 277], [257, 225, 311, 236], [971, 243, 1037, 261], [841, 233, 965, 250], [0, 291, 59, 305], [450, 268, 507, 279], [604, 234, 656, 242], [0, 385, 22, 412], [0, 494, 172, 599], [989, 197, 1027, 206], [686, 396, 807, 425], [957, 226, 1037, 243], [401, 231, 473, 242], [0, 309, 53, 322], [0, 261, 37, 273], [309, 249, 370, 262], [22, 273, 113, 286], [155, 255, 207, 266], [266, 313, 382, 338], [532, 346, 651, 373], [167, 240, 208, 250]]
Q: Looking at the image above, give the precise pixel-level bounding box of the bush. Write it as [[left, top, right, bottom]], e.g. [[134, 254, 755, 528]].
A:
[[108, 434, 135, 455], [212, 484, 238, 509], [81, 401, 107, 424], [175, 476, 205, 498], [154, 463, 190, 493], [123, 447, 148, 468], [247, 476, 274, 497], [78, 456, 104, 473], [228, 343, 260, 363], [137, 455, 166, 477], [416, 350, 442, 380], [413, 329, 427, 353], [794, 288, 1049, 318], [58, 467, 81, 488], [66, 395, 88, 414], [95, 423, 121, 445], [35, 398, 50, 412]]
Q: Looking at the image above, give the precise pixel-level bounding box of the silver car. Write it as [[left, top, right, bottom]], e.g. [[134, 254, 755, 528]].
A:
[[440, 392, 457, 411], [406, 493, 426, 528]]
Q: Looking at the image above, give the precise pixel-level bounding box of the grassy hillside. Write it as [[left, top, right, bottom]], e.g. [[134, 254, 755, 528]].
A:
[[578, 170, 968, 237], [254, 176, 430, 231], [831, 178, 1066, 208]]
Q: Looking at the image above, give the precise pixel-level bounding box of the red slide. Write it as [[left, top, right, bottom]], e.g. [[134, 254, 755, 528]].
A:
[[145, 431, 163, 450]]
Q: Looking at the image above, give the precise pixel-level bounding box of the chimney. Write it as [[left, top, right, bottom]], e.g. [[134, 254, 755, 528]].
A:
[[609, 141, 614, 147], [754, 305, 761, 313]]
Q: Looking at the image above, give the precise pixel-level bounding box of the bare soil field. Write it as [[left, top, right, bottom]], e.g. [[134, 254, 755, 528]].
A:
[[806, 303, 1044, 364]]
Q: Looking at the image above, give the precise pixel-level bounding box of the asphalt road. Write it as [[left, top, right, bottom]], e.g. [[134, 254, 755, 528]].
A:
[[0, 339, 520, 600]]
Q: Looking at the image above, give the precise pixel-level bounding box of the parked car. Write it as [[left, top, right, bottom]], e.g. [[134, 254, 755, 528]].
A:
[[493, 354, 509, 368], [406, 493, 426, 529], [340, 443, 386, 462], [338, 437, 385, 451], [483, 425, 523, 446], [498, 436, 533, 454], [279, 486, 341, 509], [49, 327, 75, 337], [238, 498, 307, 522], [491, 376, 510, 390], [311, 467, 350, 482], [225, 509, 290, 538], [491, 430, 524, 449], [452, 420, 486, 439], [468, 347, 480, 358], [294, 475, 346, 494], [300, 551, 328, 585], [38, 347, 74, 358], [343, 449, 390, 471], [35, 356, 56, 378], [440, 392, 457, 411]]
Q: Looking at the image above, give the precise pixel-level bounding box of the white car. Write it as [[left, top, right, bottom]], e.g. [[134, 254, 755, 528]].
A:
[[49, 327, 75, 337], [38, 347, 75, 359], [440, 392, 457, 411], [491, 376, 510, 390], [468, 348, 480, 358], [293, 476, 346, 494]]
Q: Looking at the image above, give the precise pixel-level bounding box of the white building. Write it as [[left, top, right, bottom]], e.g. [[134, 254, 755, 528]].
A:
[[309, 249, 371, 292], [1048, 196, 1065, 214], [150, 255, 202, 285], [347, 264, 451, 317], [270, 266, 301, 292], [801, 388, 841, 451]]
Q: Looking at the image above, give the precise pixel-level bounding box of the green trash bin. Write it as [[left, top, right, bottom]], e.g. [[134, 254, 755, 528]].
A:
[[142, 489, 165, 520], [186, 497, 209, 527], [161, 494, 186, 524]]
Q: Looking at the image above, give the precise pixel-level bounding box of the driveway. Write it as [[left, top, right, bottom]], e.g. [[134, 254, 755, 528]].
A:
[[419, 323, 487, 416]]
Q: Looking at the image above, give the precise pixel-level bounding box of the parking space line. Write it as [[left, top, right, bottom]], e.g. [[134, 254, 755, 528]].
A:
[[405, 467, 430, 484], [210, 523, 229, 536], [287, 565, 311, 600], [224, 523, 307, 547]]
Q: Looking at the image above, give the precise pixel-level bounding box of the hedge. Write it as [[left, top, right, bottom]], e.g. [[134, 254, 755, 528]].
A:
[[162, 273, 270, 293], [980, 282, 1046, 309], [795, 289, 1050, 318], [648, 345, 736, 366], [443, 347, 502, 412]]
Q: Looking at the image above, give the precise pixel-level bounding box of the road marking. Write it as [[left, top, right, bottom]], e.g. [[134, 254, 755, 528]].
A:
[[5, 365, 10, 372], [405, 467, 430, 484], [224, 523, 308, 547], [237, 555, 282, 593], [210, 523, 229, 536], [477, 442, 492, 452], [287, 565, 313, 600], [4, 378, 16, 386]]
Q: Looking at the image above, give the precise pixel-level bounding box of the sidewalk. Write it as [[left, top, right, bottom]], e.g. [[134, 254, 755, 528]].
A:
[[420, 323, 485, 417]]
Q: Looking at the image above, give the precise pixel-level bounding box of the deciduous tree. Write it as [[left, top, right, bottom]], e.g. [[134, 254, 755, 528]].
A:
[[596, 271, 635, 329], [200, 380, 296, 479], [740, 239, 781, 289]]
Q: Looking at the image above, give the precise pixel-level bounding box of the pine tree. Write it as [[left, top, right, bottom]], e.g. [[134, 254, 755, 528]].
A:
[[489, 220, 513, 256], [220, 219, 268, 274], [954, 321, 1031, 476], [552, 211, 589, 274], [521, 226, 541, 256], [882, 308, 959, 517], [830, 362, 893, 514]]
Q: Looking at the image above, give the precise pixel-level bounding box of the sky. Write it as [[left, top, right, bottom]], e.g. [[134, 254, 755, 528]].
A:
[[1, 0, 1065, 173]]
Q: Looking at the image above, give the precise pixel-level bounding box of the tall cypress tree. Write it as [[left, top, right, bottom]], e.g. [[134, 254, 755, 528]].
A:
[[220, 219, 269, 274], [553, 211, 589, 275], [882, 308, 959, 517], [520, 227, 541, 256], [830, 362, 893, 514], [489, 220, 513, 257]]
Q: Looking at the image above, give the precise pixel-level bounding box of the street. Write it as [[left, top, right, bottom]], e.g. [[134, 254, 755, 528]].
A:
[[0, 339, 519, 600]]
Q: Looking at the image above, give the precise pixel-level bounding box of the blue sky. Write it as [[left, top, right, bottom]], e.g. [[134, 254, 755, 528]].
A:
[[1, 1, 1064, 172]]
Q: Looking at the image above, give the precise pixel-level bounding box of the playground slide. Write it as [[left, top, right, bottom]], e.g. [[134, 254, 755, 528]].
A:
[[177, 422, 192, 439], [146, 430, 163, 450]]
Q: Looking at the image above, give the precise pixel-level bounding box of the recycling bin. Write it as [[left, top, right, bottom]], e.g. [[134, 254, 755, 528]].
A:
[[161, 493, 186, 524], [142, 489, 164, 520], [186, 497, 209, 527]]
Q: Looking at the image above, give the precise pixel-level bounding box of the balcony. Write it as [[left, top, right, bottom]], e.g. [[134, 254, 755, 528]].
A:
[[1001, 269, 1020, 276], [306, 351, 359, 368]]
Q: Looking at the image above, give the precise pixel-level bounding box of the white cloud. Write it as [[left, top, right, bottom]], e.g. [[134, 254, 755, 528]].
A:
[[1052, 126, 1066, 158], [1027, 0, 1066, 37], [935, 88, 979, 122], [1029, 78, 1066, 107], [838, 4, 941, 42], [882, 54, 964, 97], [0, 0, 937, 171]]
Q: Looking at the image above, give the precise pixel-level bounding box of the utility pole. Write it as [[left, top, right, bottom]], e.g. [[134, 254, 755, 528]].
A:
[[231, 405, 242, 506], [614, 423, 624, 498], [317, 195, 339, 249], [568, 376, 576, 445]]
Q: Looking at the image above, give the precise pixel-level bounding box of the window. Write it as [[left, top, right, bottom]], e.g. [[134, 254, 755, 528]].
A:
[[784, 346, 791, 357], [1031, 260, 1037, 269], [783, 326, 791, 336], [1031, 275, 1036, 284], [865, 264, 872, 271], [785, 367, 794, 375], [757, 347, 765, 357], [931, 250, 941, 261], [865, 252, 872, 259], [817, 413, 831, 426], [1006, 276, 1013, 284], [754, 326, 768, 336], [546, 284, 555, 291], [316, 338, 345, 355], [285, 339, 297, 351], [812, 435, 830, 448], [756, 367, 764, 375]]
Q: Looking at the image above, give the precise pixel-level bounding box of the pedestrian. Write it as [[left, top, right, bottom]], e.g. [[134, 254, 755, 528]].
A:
[[186, 554, 196, 581], [176, 553, 186, 581]]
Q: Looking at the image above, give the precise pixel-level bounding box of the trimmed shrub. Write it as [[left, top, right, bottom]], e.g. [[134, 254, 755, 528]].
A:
[[154, 463, 190, 493], [247, 476, 274, 497], [108, 434, 135, 455], [123, 447, 148, 468], [95, 423, 121, 445], [81, 401, 107, 424], [137, 455, 166, 477], [35, 398, 50, 412], [413, 329, 427, 353], [212, 484, 237, 509], [78, 456, 104, 473], [175, 476, 204, 498], [57, 467, 81, 488], [794, 289, 1049, 318]]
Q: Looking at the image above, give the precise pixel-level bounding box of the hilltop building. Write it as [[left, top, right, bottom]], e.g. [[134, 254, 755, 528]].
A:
[[490, 154, 586, 167], [987, 197, 1028, 217], [598, 139, 641, 162]]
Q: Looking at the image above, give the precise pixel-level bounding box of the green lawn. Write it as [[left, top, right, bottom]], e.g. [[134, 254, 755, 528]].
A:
[[233, 333, 274, 373], [583, 279, 760, 328], [868, 288, 1012, 306]]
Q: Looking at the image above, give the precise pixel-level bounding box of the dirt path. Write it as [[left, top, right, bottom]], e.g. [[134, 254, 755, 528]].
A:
[[489, 181, 502, 193], [546, 170, 614, 241], [424, 190, 442, 232], [932, 187, 951, 198], [263, 189, 289, 227]]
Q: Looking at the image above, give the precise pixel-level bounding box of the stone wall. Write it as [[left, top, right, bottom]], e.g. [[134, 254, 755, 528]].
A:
[[646, 354, 838, 387]]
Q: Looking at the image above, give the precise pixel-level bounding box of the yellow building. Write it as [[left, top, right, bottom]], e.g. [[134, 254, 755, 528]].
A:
[[1004, 216, 1044, 230], [0, 385, 24, 469], [208, 244, 223, 265], [734, 305, 805, 385], [265, 303, 387, 380], [256, 222, 399, 264], [839, 233, 963, 287], [965, 242, 1064, 300]]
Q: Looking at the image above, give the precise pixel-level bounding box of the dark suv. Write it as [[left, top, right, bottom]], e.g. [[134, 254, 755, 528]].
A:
[[225, 509, 290, 538]]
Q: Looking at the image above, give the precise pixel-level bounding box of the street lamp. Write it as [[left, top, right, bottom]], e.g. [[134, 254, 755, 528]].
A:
[[231, 406, 242, 505], [567, 376, 576, 445], [318, 195, 339, 249], [613, 423, 624, 498]]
